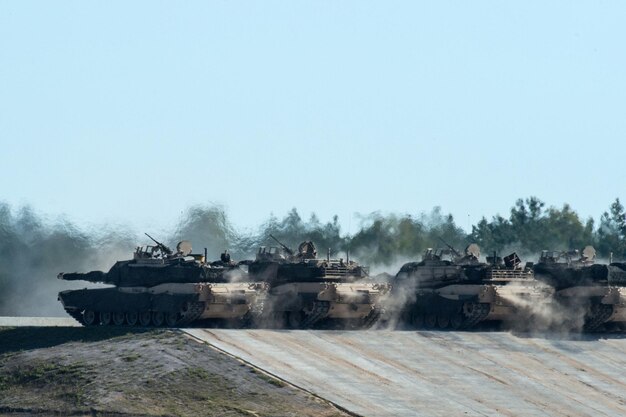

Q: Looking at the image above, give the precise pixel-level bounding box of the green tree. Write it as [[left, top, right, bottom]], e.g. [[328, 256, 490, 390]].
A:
[[597, 198, 626, 260], [508, 197, 546, 252], [471, 215, 514, 253], [543, 204, 594, 250], [421, 207, 468, 251], [348, 213, 397, 265], [253, 209, 346, 257], [347, 208, 467, 266], [471, 198, 594, 258], [172, 205, 235, 258]]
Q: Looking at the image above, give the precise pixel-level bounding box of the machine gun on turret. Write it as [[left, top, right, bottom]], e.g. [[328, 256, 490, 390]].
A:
[[145, 233, 173, 256], [270, 234, 294, 257], [438, 237, 463, 259]]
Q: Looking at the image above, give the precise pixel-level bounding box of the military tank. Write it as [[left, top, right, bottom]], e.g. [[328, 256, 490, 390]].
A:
[[533, 246, 626, 331], [243, 235, 390, 329], [58, 234, 267, 327], [391, 241, 553, 330]]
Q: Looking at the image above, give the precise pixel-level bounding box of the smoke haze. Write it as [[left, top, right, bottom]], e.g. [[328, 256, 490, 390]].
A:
[[0, 204, 136, 316]]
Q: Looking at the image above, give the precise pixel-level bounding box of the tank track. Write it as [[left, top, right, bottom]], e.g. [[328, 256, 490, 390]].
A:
[[65, 308, 86, 326], [461, 303, 491, 329], [64, 302, 205, 328], [176, 302, 205, 326], [240, 299, 265, 328], [301, 301, 330, 328], [238, 311, 254, 328], [584, 304, 614, 332], [360, 306, 384, 329]]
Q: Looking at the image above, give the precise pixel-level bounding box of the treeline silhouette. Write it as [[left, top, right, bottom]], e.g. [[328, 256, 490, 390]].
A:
[[1, 197, 625, 315], [173, 197, 626, 264]]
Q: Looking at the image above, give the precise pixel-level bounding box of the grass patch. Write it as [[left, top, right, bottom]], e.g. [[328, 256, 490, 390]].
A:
[[121, 353, 141, 362], [56, 389, 87, 406], [187, 367, 211, 380], [1, 361, 90, 388], [250, 368, 286, 388], [0, 359, 92, 406], [0, 327, 160, 354]]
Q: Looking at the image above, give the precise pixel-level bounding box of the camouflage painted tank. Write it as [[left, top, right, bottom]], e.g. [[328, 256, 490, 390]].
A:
[[244, 235, 389, 329], [58, 235, 267, 327], [533, 246, 626, 331], [391, 242, 552, 330]]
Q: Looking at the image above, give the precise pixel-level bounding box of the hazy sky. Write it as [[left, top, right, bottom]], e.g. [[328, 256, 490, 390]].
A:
[[1, 1, 624, 235]]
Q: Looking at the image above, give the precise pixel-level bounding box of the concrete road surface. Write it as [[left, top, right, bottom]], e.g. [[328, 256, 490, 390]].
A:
[[184, 328, 626, 417], [0, 316, 79, 327]]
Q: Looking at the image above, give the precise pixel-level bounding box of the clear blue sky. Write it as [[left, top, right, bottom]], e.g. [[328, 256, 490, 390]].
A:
[[1, 1, 624, 235]]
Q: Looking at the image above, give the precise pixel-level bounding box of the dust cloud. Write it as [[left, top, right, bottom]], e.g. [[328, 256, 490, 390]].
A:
[[0, 204, 136, 316], [496, 282, 587, 334]]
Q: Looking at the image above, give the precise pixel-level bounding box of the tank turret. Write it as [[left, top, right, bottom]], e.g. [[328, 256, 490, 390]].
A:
[[532, 246, 608, 289], [58, 240, 227, 287]]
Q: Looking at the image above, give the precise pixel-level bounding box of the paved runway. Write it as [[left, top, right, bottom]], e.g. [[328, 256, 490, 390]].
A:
[[184, 328, 626, 417]]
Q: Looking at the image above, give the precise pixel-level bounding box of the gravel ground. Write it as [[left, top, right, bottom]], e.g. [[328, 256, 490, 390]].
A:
[[0, 327, 348, 417]]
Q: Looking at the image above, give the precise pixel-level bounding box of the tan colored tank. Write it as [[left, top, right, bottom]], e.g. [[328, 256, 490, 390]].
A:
[[245, 236, 390, 329], [58, 235, 267, 327], [390, 243, 553, 330], [533, 247, 626, 331]]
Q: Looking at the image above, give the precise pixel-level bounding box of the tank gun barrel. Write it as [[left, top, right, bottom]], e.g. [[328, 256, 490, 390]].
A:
[[57, 271, 109, 283], [269, 234, 294, 256], [145, 233, 173, 255]]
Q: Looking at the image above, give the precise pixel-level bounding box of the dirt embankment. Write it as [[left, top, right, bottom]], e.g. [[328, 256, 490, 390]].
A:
[[0, 327, 348, 417]]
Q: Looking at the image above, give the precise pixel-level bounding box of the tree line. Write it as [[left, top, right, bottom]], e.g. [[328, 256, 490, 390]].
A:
[[172, 197, 626, 265]]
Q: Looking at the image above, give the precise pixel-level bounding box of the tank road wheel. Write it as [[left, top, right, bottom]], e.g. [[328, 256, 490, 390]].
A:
[[83, 310, 98, 326], [437, 314, 450, 330], [267, 312, 286, 329], [165, 312, 179, 327], [287, 311, 305, 329], [138, 311, 152, 327], [100, 312, 112, 325], [410, 311, 424, 328], [126, 312, 139, 326], [450, 313, 465, 330], [152, 312, 165, 327], [424, 314, 438, 329], [113, 312, 126, 326]]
